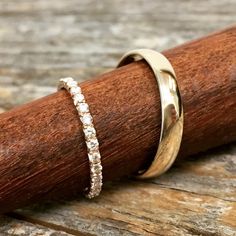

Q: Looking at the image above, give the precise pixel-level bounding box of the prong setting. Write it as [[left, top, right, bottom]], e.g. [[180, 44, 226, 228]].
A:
[[58, 77, 103, 198]]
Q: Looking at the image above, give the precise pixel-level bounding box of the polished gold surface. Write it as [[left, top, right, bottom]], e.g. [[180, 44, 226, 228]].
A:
[[117, 49, 184, 178]]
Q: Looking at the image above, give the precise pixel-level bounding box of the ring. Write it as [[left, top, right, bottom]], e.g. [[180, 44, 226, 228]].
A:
[[58, 77, 103, 198], [117, 49, 184, 178]]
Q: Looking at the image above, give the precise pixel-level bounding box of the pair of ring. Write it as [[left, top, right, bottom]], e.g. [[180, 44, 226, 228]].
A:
[[58, 49, 184, 198]]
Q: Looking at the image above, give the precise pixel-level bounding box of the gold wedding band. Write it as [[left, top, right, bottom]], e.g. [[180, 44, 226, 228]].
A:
[[117, 49, 184, 178]]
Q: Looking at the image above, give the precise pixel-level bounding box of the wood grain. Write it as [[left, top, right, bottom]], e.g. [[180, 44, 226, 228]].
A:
[[0, 216, 72, 236], [0, 26, 235, 216], [0, 0, 236, 111], [9, 144, 236, 235]]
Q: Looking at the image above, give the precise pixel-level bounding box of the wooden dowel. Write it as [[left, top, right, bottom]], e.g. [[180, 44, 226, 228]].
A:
[[0, 27, 235, 214]]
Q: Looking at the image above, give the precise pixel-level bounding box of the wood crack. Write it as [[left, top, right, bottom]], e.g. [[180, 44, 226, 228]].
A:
[[6, 212, 95, 236], [146, 181, 236, 203]]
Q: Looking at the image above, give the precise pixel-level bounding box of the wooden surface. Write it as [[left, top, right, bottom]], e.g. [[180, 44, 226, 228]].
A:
[[0, 0, 236, 235], [0, 26, 236, 214], [2, 145, 236, 236]]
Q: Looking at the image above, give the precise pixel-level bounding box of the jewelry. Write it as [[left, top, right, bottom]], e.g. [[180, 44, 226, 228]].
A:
[[117, 49, 184, 178], [58, 77, 103, 198]]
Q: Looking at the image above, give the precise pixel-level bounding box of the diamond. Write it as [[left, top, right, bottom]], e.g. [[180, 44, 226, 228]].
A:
[[91, 176, 102, 185], [81, 114, 93, 126], [88, 151, 101, 163], [86, 193, 93, 199], [91, 182, 102, 194], [74, 93, 85, 105], [83, 126, 96, 139], [91, 171, 102, 178], [91, 175, 102, 184], [67, 80, 78, 88], [86, 138, 99, 151], [86, 190, 99, 199], [77, 103, 89, 113], [90, 163, 102, 174], [87, 194, 94, 199], [91, 181, 102, 190], [70, 87, 81, 95]]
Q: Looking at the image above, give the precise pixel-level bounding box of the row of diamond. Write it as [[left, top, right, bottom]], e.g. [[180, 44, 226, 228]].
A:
[[58, 77, 103, 198]]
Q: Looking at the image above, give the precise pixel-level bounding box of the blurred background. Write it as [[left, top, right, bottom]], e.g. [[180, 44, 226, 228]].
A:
[[0, 0, 235, 112]]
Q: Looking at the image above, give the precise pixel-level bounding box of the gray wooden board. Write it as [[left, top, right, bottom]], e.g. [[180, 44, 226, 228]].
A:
[[0, 0, 235, 235], [0, 216, 72, 236]]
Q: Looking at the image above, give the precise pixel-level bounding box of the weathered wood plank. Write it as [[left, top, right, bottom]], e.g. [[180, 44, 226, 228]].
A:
[[152, 145, 236, 202], [0, 215, 73, 236], [0, 0, 235, 110]]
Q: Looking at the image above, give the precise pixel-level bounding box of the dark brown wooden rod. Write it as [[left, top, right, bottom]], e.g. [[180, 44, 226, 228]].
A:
[[0, 27, 235, 214]]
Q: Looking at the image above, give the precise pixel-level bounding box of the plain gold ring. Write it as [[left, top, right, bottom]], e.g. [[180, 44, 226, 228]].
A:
[[117, 49, 184, 178]]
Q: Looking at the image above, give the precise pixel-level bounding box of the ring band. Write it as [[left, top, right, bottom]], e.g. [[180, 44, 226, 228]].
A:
[[58, 77, 103, 198], [117, 49, 184, 178]]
